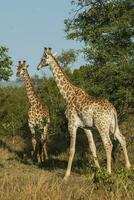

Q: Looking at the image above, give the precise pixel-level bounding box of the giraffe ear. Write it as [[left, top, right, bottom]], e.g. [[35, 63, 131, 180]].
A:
[[26, 65, 29, 68]]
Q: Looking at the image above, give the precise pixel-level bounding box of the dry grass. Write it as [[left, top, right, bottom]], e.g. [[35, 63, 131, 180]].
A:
[[0, 116, 134, 200], [0, 146, 134, 200]]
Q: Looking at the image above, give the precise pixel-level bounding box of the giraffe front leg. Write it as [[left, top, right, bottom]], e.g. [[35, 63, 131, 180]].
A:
[[64, 124, 77, 181], [31, 136, 36, 155], [32, 138, 41, 164], [41, 125, 48, 161], [43, 125, 48, 160], [84, 129, 100, 168], [28, 122, 39, 163], [38, 142, 44, 164], [35, 142, 41, 164], [29, 123, 36, 156], [39, 143, 48, 163], [43, 143, 48, 160]]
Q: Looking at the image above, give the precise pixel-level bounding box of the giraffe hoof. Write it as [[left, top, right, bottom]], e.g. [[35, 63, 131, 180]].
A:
[[106, 168, 112, 174], [63, 176, 69, 182], [126, 163, 131, 169]]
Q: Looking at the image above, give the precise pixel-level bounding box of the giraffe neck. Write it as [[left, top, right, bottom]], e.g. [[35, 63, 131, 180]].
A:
[[22, 70, 39, 105], [49, 57, 75, 102]]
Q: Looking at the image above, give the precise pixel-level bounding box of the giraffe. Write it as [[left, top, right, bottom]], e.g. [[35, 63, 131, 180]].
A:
[[37, 48, 131, 180], [16, 60, 50, 163]]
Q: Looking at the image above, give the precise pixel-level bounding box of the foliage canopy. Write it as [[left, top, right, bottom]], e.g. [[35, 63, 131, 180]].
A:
[[0, 46, 13, 81], [65, 0, 134, 118]]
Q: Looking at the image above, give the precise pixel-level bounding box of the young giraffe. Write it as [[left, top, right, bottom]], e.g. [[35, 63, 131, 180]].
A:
[[37, 48, 131, 180], [16, 60, 50, 163]]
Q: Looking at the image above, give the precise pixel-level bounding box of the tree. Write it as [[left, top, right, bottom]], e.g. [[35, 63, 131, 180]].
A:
[[0, 87, 28, 138], [0, 46, 13, 80], [65, 0, 134, 119], [65, 0, 134, 65], [57, 49, 77, 68]]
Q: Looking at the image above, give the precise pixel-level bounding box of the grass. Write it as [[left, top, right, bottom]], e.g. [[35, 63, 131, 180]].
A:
[[0, 145, 134, 200], [0, 115, 134, 200]]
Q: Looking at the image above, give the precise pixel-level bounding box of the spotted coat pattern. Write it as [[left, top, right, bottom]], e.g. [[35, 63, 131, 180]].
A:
[[37, 48, 131, 180], [17, 61, 50, 163]]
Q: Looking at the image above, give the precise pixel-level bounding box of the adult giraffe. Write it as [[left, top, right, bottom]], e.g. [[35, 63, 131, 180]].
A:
[[37, 48, 131, 180], [16, 60, 50, 163]]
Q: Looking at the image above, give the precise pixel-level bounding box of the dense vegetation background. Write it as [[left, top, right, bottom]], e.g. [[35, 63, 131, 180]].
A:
[[0, 0, 133, 147], [0, 1, 134, 199]]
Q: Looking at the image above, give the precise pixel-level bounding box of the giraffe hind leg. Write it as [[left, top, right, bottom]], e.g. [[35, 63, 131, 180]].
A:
[[96, 124, 113, 174], [114, 128, 131, 169]]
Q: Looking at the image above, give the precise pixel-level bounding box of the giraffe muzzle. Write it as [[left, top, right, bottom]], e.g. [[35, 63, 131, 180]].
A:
[[37, 63, 41, 70]]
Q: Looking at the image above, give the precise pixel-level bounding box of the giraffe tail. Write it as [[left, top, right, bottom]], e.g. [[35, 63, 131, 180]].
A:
[[113, 111, 118, 139], [112, 111, 120, 162]]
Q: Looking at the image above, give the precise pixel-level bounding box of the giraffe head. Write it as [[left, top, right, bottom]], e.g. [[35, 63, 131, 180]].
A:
[[37, 47, 52, 70], [16, 60, 29, 77]]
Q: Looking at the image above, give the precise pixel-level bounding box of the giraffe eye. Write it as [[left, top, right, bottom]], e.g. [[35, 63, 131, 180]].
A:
[[22, 68, 25, 72]]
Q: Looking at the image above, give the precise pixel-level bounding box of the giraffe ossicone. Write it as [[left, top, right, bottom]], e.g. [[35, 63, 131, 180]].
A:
[[37, 48, 131, 180]]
